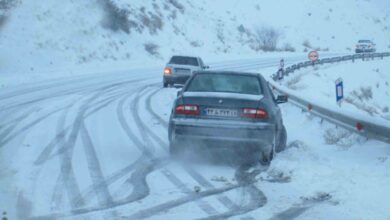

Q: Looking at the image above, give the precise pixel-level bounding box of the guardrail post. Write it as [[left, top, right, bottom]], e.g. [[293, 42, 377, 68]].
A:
[[356, 122, 363, 131]]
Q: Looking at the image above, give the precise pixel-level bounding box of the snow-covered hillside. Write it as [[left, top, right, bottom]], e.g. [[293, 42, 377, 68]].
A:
[[0, 0, 390, 82]]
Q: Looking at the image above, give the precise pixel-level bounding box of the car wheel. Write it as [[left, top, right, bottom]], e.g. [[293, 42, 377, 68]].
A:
[[163, 82, 168, 88], [275, 125, 287, 153], [260, 137, 275, 166]]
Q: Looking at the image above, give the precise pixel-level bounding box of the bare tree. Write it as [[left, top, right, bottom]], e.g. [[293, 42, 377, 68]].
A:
[[254, 26, 281, 51]]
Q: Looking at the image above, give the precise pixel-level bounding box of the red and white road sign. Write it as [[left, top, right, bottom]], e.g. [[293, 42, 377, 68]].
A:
[[308, 50, 319, 62]]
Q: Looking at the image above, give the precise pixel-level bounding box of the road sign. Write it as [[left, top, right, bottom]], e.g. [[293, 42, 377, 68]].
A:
[[308, 50, 319, 62], [335, 78, 344, 105]]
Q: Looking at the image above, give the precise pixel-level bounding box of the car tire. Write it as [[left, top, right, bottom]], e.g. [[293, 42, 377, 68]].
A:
[[275, 125, 287, 153], [163, 82, 168, 88], [260, 146, 274, 166], [260, 136, 276, 166]]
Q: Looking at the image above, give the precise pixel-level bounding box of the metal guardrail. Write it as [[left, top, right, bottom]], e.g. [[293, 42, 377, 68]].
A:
[[275, 52, 390, 79], [271, 52, 390, 144]]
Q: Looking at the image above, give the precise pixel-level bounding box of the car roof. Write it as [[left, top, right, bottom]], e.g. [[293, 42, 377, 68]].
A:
[[193, 70, 261, 77], [171, 55, 199, 59]]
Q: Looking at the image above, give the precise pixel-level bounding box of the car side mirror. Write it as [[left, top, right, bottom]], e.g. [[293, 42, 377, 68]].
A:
[[276, 95, 288, 104], [204, 65, 210, 69]]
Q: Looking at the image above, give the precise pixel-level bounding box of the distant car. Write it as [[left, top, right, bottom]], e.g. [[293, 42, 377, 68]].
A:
[[355, 40, 376, 53], [163, 56, 209, 87], [168, 71, 288, 164]]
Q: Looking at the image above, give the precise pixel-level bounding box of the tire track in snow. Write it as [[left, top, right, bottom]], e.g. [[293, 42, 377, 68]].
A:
[[267, 193, 334, 220], [33, 78, 147, 166], [51, 84, 121, 212], [196, 166, 268, 220], [0, 105, 70, 147], [70, 81, 160, 207], [125, 88, 219, 216], [33, 91, 125, 167], [126, 182, 245, 219], [50, 100, 77, 212], [30, 86, 212, 218], [79, 122, 115, 207]]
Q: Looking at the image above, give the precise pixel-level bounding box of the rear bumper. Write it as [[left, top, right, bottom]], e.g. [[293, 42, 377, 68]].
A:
[[355, 49, 375, 53], [164, 75, 191, 84], [170, 118, 275, 151]]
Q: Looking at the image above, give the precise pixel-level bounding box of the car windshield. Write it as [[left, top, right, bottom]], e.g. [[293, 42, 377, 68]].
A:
[[186, 73, 262, 95], [169, 56, 199, 66]]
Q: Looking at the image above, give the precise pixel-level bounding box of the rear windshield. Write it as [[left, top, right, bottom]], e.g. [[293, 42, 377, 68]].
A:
[[186, 73, 262, 95], [169, 56, 199, 66]]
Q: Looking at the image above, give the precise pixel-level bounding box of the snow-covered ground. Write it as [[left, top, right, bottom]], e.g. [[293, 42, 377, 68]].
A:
[[1, 0, 390, 86], [1, 58, 390, 220], [278, 58, 390, 123]]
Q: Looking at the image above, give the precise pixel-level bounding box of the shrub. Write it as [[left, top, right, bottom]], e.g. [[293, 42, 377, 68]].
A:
[[302, 39, 312, 49], [0, 0, 19, 10], [351, 86, 373, 101], [140, 12, 163, 35], [282, 43, 296, 52], [167, 0, 184, 13], [101, 0, 134, 33], [0, 14, 6, 29], [254, 26, 281, 51], [190, 41, 201, 47], [144, 43, 159, 56]]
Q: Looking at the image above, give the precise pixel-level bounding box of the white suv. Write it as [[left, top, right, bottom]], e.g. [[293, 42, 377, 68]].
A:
[[163, 56, 209, 87], [355, 40, 376, 53]]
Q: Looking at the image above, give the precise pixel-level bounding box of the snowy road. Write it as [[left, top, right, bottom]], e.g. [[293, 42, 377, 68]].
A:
[[1, 55, 390, 220]]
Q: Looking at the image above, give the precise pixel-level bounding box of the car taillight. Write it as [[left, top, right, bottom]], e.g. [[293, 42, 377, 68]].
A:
[[175, 105, 199, 115], [241, 108, 268, 119], [164, 67, 172, 75]]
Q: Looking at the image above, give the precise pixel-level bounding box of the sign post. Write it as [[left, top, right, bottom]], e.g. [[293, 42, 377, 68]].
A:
[[277, 58, 285, 80], [335, 78, 344, 106]]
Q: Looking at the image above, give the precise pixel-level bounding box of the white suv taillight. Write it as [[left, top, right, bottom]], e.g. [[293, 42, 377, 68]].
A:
[[164, 67, 172, 75], [175, 105, 199, 115], [241, 108, 268, 119]]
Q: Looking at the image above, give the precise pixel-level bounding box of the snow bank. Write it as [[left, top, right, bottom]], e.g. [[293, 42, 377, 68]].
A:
[[278, 59, 390, 123]]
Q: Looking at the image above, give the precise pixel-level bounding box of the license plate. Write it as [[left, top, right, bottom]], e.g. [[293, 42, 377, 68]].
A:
[[204, 108, 238, 117], [175, 69, 190, 75]]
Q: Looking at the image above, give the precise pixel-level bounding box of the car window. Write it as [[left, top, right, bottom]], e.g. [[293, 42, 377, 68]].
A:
[[186, 73, 262, 95], [358, 40, 371, 43], [169, 56, 199, 66]]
